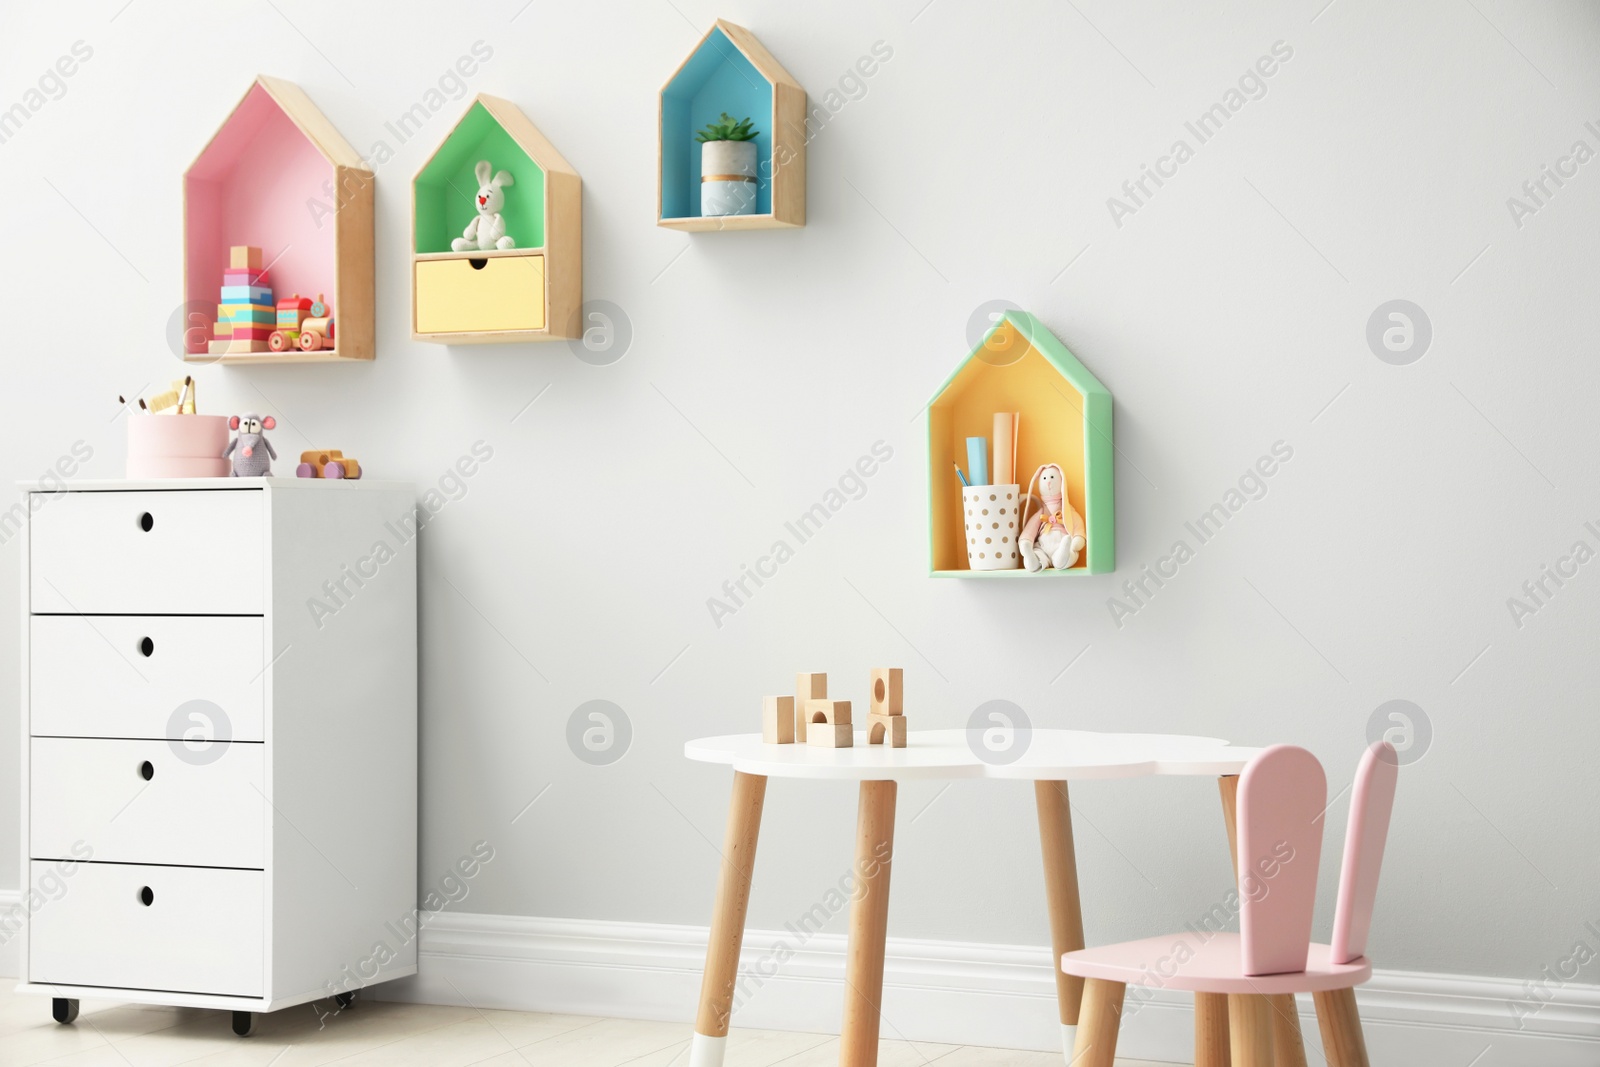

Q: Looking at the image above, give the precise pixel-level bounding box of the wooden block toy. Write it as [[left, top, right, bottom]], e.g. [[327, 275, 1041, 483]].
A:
[[870, 668, 903, 717], [867, 712, 906, 748], [762, 695, 795, 744], [230, 245, 263, 270], [806, 722, 852, 748], [224, 326, 275, 341], [222, 269, 270, 287], [298, 316, 334, 351], [805, 699, 851, 727], [795, 672, 827, 742], [213, 339, 271, 354], [214, 323, 234, 339], [220, 285, 274, 304]]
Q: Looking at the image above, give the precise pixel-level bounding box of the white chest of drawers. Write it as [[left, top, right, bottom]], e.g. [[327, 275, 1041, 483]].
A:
[[16, 478, 418, 1027]]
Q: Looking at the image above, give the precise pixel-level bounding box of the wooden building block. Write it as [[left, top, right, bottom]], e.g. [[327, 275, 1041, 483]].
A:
[[867, 713, 906, 748], [870, 668, 903, 717], [806, 722, 852, 748], [230, 245, 263, 270], [795, 672, 826, 742], [762, 695, 795, 744], [805, 699, 851, 727]]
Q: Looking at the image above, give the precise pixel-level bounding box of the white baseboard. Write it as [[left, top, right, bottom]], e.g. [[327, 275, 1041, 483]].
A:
[[371, 911, 1600, 1066]]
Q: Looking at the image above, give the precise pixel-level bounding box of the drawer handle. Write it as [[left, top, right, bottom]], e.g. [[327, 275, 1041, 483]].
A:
[[469, 257, 487, 270], [138, 512, 154, 532], [139, 637, 154, 657], [139, 886, 154, 907], [139, 760, 154, 781]]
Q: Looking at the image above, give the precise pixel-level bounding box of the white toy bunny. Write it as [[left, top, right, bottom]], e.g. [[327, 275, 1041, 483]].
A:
[[452, 160, 516, 252]]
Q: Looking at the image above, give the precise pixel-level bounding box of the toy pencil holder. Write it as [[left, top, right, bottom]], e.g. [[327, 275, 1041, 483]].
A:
[[962, 484, 1021, 570]]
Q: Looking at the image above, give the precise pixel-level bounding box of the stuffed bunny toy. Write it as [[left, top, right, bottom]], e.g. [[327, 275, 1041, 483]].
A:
[[451, 160, 515, 252], [1020, 463, 1087, 571], [225, 414, 278, 477]]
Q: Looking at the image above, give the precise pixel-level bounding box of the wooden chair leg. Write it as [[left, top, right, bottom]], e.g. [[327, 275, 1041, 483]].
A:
[[691, 772, 767, 1067], [840, 780, 896, 1067], [1195, 992, 1231, 1067], [1268, 992, 1308, 1067], [1313, 988, 1371, 1067], [1035, 780, 1086, 1060], [1071, 979, 1124, 1067], [1228, 993, 1274, 1067]]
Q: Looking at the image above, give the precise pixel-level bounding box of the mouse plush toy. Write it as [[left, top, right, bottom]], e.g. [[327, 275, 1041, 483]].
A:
[[1019, 463, 1087, 571], [225, 414, 277, 477]]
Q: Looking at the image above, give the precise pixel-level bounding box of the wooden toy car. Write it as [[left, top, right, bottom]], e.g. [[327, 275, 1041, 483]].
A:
[[296, 450, 361, 480], [297, 315, 335, 351]]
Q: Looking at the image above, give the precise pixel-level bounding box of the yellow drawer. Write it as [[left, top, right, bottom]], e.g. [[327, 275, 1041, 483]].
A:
[[415, 253, 545, 335]]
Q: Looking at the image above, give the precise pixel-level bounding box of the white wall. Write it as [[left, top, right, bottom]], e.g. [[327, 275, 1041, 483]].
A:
[[2, 0, 1597, 1007]]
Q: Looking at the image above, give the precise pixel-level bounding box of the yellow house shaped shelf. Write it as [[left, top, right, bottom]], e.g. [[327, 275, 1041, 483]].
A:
[[411, 94, 581, 344], [928, 311, 1115, 578]]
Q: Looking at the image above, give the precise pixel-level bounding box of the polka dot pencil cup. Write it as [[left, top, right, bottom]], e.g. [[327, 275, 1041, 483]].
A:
[[963, 484, 1021, 570]]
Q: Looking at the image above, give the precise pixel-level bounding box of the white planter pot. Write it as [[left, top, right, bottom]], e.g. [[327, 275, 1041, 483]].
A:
[[701, 139, 758, 217]]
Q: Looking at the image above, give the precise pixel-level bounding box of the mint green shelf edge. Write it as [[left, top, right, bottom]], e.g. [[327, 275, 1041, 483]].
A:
[[925, 309, 1115, 578]]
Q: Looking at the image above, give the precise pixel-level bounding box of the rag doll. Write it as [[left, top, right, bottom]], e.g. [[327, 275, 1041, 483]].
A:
[[1019, 462, 1086, 571]]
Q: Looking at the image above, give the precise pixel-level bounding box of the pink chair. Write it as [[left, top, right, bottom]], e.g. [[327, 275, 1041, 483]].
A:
[[1060, 742, 1399, 1067]]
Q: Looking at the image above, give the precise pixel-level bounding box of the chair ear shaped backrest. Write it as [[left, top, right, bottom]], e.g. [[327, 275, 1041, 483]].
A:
[[1330, 741, 1400, 964], [1237, 745, 1326, 976]]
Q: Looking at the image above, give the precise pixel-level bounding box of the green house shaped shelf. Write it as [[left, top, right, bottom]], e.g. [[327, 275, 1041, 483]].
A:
[[411, 94, 581, 344], [658, 20, 806, 231], [928, 311, 1114, 578]]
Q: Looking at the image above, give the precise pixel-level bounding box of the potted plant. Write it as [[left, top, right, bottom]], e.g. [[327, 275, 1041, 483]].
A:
[[697, 112, 760, 217]]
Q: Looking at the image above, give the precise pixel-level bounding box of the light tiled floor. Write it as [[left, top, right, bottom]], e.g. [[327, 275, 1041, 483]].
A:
[[0, 984, 1180, 1066]]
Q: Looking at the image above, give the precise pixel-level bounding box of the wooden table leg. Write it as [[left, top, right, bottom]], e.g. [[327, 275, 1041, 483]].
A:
[[1034, 780, 1086, 1062], [691, 771, 767, 1067], [1313, 988, 1371, 1067], [840, 780, 897, 1067]]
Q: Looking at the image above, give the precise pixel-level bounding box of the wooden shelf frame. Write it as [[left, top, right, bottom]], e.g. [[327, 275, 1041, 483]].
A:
[[658, 20, 806, 231], [182, 76, 374, 365], [926, 311, 1114, 578], [411, 94, 581, 344]]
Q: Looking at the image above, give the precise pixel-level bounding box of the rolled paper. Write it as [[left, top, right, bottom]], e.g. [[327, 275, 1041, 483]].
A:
[[993, 412, 1015, 485], [966, 436, 989, 487]]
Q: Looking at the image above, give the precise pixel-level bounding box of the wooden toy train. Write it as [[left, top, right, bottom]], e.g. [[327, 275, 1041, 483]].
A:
[[268, 293, 336, 353]]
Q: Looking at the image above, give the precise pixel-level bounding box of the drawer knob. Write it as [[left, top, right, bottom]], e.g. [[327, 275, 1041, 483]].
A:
[[138, 512, 154, 532], [139, 760, 154, 781], [139, 637, 155, 657], [139, 886, 154, 906]]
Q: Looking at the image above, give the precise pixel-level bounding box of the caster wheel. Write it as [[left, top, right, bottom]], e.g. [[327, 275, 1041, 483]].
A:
[[52, 997, 79, 1024], [334, 991, 355, 1010], [231, 1010, 254, 1037]]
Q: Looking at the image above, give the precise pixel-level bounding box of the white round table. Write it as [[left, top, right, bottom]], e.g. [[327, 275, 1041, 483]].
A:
[[683, 729, 1263, 1067]]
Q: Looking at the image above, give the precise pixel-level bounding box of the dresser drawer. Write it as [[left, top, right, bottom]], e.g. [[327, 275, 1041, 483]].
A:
[[414, 253, 546, 334], [31, 616, 265, 741], [29, 490, 264, 614], [28, 861, 263, 996], [31, 737, 264, 869]]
